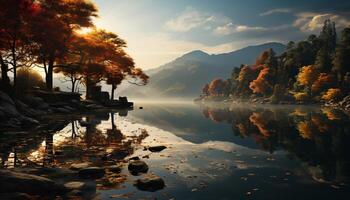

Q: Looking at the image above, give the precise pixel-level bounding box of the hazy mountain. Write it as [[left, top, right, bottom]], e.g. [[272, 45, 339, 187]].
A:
[[118, 42, 286, 99]]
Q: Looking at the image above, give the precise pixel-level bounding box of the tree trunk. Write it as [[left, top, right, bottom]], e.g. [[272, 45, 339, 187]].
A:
[[86, 77, 92, 100], [111, 84, 116, 100], [46, 56, 54, 90], [71, 79, 76, 93], [0, 55, 10, 91], [111, 113, 116, 130], [11, 40, 17, 90]]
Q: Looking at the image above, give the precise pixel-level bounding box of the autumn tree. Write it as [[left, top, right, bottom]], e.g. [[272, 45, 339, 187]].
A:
[[297, 65, 319, 96], [0, 0, 41, 90], [311, 73, 336, 94], [54, 64, 83, 92], [322, 88, 342, 102], [249, 67, 271, 95], [208, 79, 228, 96], [202, 83, 209, 96], [31, 0, 98, 90]]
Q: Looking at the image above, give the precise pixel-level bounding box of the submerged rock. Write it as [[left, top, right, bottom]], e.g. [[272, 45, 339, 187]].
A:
[[128, 160, 149, 175], [105, 165, 122, 173], [0, 170, 65, 195], [64, 181, 95, 191], [70, 162, 92, 170], [148, 145, 167, 152], [134, 175, 165, 192], [78, 167, 105, 179]]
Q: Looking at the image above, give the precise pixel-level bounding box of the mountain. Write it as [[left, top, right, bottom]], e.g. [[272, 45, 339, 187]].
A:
[[119, 42, 286, 99]]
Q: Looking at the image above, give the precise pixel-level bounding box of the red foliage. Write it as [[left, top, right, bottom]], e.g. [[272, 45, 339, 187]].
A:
[[249, 67, 270, 94], [208, 79, 227, 96]]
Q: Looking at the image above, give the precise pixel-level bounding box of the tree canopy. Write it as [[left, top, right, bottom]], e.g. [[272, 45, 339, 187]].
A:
[[0, 0, 149, 99]]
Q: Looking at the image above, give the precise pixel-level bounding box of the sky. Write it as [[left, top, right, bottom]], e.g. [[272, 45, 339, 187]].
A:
[[91, 0, 350, 70]]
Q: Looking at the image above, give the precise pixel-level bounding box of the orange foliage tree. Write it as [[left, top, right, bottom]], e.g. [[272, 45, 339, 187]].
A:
[[30, 0, 98, 90], [208, 79, 227, 96], [0, 0, 41, 89], [311, 73, 336, 94], [249, 67, 271, 95], [322, 88, 342, 102]]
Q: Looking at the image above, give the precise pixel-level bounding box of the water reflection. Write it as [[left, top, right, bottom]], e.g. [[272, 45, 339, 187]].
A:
[[199, 103, 350, 183], [0, 103, 349, 199]]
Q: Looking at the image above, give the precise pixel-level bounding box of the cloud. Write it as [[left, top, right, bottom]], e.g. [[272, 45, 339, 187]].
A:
[[166, 7, 288, 37], [214, 23, 273, 36], [165, 7, 229, 32], [260, 8, 291, 16], [294, 12, 350, 33], [165, 7, 221, 32]]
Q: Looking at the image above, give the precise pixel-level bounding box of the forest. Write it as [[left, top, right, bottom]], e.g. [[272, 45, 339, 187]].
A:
[[200, 20, 350, 106], [0, 0, 148, 100]]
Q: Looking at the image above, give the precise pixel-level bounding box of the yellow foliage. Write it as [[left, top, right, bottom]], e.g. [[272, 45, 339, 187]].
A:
[[297, 65, 319, 87], [290, 108, 308, 117], [321, 108, 340, 121], [322, 88, 342, 101], [294, 92, 309, 102], [297, 121, 313, 139]]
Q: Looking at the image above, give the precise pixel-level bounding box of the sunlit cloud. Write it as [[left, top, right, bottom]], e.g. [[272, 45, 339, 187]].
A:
[[260, 8, 291, 16], [293, 12, 350, 33], [165, 7, 230, 32]]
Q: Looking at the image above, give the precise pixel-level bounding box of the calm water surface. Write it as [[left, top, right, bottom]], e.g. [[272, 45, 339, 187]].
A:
[[1, 102, 350, 199]]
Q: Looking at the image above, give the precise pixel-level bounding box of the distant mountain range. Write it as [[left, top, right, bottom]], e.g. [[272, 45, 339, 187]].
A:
[[119, 42, 286, 99]]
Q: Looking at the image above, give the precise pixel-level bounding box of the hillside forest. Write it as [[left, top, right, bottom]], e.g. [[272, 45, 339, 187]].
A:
[[200, 20, 350, 105]]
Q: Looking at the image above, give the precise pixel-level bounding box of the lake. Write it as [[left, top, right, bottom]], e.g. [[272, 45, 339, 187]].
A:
[[1, 102, 350, 199]]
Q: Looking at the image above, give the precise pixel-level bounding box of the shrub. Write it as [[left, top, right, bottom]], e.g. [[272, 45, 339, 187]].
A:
[[322, 88, 342, 102], [294, 92, 309, 102]]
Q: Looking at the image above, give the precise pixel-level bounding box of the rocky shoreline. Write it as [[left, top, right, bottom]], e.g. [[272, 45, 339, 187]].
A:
[[195, 95, 350, 113], [0, 90, 132, 131]]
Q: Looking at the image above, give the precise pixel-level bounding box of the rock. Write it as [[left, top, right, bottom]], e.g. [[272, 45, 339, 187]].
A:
[[64, 181, 94, 191], [70, 162, 92, 170], [0, 109, 6, 121], [108, 148, 131, 160], [66, 189, 83, 197], [0, 170, 65, 195], [63, 106, 75, 111], [54, 108, 70, 114], [78, 167, 105, 179], [0, 101, 20, 117], [0, 192, 33, 200], [64, 181, 86, 190], [19, 116, 39, 128], [128, 160, 149, 175], [129, 156, 140, 161], [22, 95, 45, 109], [105, 165, 122, 173], [0, 91, 15, 105], [148, 145, 167, 152], [134, 175, 165, 192]]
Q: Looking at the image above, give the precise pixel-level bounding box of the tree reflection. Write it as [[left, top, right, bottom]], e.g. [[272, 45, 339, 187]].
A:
[[200, 104, 350, 182]]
